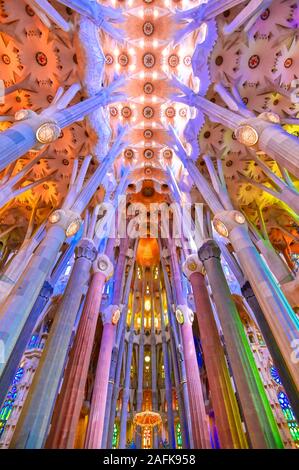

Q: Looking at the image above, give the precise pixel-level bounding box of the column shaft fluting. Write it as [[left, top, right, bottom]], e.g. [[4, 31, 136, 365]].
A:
[[118, 291, 137, 449], [85, 243, 129, 448], [169, 241, 210, 449], [198, 240, 283, 449], [48, 271, 107, 448], [84, 321, 116, 448], [159, 285, 176, 448], [104, 259, 135, 448], [190, 271, 247, 448], [0, 225, 66, 379], [228, 225, 299, 391], [242, 281, 299, 422], [10, 240, 96, 448]]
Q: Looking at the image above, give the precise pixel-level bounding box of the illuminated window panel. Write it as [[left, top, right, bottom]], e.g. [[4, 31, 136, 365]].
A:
[[277, 391, 299, 447], [176, 423, 183, 449], [0, 367, 24, 438]]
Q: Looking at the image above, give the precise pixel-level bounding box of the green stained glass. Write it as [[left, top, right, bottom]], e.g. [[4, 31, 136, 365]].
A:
[[278, 391, 299, 446], [112, 423, 119, 449], [0, 367, 24, 438], [176, 423, 182, 449]]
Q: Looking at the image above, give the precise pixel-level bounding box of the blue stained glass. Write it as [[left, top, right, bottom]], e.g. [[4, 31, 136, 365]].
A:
[[0, 367, 24, 438], [277, 391, 299, 445], [28, 334, 38, 349], [270, 366, 282, 385]]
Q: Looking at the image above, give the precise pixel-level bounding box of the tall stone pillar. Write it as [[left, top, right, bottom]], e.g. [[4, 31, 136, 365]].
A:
[[169, 240, 210, 449], [190, 92, 299, 179], [198, 239, 283, 449], [101, 240, 133, 448], [47, 254, 113, 448], [104, 261, 136, 448], [10, 238, 96, 448], [175, 304, 211, 449], [213, 210, 299, 392], [0, 239, 76, 402], [0, 210, 82, 379], [241, 281, 299, 422], [84, 304, 121, 449], [0, 80, 121, 170], [0, 347, 44, 449], [118, 293, 137, 449], [150, 277, 159, 449], [135, 276, 145, 449], [235, 116, 299, 180], [168, 319, 189, 449], [183, 254, 247, 449], [0, 281, 53, 403], [159, 287, 176, 449], [160, 254, 191, 448]]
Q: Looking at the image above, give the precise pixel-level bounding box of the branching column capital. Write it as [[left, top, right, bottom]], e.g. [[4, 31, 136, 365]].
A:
[[76, 238, 97, 262], [213, 210, 248, 238], [101, 304, 121, 326], [48, 209, 82, 237], [182, 254, 204, 280], [175, 304, 194, 326], [198, 238, 221, 263], [92, 254, 114, 279]]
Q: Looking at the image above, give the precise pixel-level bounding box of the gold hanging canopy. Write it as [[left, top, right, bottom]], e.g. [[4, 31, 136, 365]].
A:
[[133, 411, 162, 429]]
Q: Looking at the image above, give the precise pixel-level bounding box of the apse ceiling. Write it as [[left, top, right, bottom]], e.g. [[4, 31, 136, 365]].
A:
[[0, 0, 299, 256]]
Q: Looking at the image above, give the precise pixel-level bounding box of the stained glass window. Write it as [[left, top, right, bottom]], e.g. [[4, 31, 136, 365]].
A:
[[0, 366, 24, 438], [176, 423, 182, 449], [112, 423, 119, 449], [270, 366, 282, 385], [28, 334, 39, 349], [277, 391, 299, 447]]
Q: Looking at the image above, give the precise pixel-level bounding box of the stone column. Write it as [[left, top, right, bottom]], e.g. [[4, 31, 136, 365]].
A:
[[84, 304, 121, 449], [183, 254, 247, 449], [47, 254, 113, 448], [0, 81, 121, 169], [169, 241, 210, 449], [213, 210, 299, 392], [135, 275, 145, 448], [0, 281, 53, 404], [194, 94, 299, 179], [159, 287, 176, 449], [101, 241, 133, 448], [168, 320, 189, 448], [0, 347, 43, 449], [118, 292, 137, 449], [0, 114, 53, 171], [0, 240, 76, 402], [10, 238, 97, 449], [160, 254, 191, 449], [150, 276, 159, 449], [198, 239, 283, 449], [241, 281, 299, 422], [235, 116, 299, 180], [175, 304, 211, 449], [177, 146, 292, 287], [104, 262, 136, 448], [0, 209, 82, 379]]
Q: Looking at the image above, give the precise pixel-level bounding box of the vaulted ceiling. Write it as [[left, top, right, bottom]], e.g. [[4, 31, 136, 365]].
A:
[[0, 0, 298, 256]]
